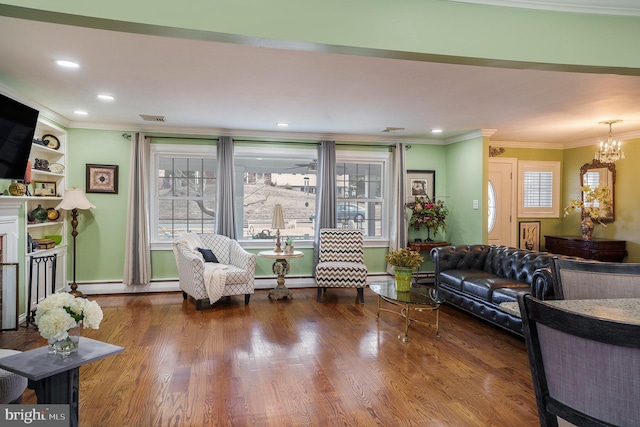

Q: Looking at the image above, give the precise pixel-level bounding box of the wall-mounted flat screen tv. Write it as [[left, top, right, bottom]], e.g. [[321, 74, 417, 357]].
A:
[[0, 93, 39, 180]]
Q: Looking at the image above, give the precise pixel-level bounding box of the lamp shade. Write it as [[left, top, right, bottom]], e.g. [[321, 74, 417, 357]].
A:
[[272, 204, 285, 229], [55, 188, 96, 211]]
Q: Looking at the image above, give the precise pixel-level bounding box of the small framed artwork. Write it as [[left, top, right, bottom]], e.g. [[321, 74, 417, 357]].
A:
[[86, 164, 119, 194], [519, 221, 541, 251], [33, 181, 57, 197], [406, 170, 435, 202]]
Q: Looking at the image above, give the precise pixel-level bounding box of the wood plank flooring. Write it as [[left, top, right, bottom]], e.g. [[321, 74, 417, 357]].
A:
[[0, 288, 540, 426]]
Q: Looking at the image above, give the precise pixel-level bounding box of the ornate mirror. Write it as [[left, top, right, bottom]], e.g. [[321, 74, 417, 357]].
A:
[[580, 160, 615, 223]]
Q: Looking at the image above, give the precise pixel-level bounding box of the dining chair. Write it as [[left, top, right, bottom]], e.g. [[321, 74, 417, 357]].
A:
[[518, 293, 640, 427], [552, 257, 640, 299]]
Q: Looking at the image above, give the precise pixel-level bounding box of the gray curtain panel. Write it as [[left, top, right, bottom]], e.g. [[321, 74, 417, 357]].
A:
[[313, 140, 337, 269], [123, 132, 152, 286], [215, 136, 236, 239], [387, 143, 407, 274]]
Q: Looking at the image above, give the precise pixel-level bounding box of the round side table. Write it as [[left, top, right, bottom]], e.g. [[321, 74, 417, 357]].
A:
[[258, 250, 304, 300]]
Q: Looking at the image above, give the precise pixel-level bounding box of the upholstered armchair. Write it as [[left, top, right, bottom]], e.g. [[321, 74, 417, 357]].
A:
[[315, 228, 368, 303], [553, 257, 640, 299], [173, 233, 256, 310]]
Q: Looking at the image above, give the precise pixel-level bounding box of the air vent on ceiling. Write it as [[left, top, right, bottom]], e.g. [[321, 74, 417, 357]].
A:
[[381, 127, 405, 133], [140, 114, 165, 122]]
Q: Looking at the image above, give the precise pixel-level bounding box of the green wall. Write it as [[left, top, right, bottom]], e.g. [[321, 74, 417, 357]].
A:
[[66, 128, 130, 282], [444, 136, 484, 245], [561, 139, 640, 262], [3, 0, 640, 70], [501, 141, 640, 262]]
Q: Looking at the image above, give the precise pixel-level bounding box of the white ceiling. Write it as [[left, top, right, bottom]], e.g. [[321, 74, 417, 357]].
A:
[[1, 5, 640, 147]]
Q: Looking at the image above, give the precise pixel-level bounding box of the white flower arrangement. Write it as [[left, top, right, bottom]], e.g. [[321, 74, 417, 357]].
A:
[[35, 293, 103, 341]]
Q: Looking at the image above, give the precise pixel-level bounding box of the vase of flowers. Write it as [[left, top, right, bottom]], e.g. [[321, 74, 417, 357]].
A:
[[385, 248, 424, 292], [34, 293, 103, 358], [564, 185, 612, 240], [405, 195, 449, 241]]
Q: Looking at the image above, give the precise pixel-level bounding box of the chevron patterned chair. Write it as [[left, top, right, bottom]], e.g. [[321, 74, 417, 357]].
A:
[[315, 228, 368, 303]]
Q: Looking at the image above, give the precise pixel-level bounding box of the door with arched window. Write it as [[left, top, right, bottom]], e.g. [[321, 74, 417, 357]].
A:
[[488, 158, 517, 246]]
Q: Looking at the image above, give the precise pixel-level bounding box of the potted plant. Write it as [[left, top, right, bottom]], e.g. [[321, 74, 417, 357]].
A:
[[405, 195, 449, 242], [284, 237, 294, 253], [564, 185, 612, 240], [385, 248, 424, 292]]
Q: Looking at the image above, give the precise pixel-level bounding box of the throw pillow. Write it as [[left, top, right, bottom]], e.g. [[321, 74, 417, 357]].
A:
[[197, 247, 219, 263]]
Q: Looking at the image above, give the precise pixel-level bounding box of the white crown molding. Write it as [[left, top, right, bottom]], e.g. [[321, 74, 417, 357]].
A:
[[0, 83, 70, 128], [68, 120, 441, 145], [444, 129, 497, 144]]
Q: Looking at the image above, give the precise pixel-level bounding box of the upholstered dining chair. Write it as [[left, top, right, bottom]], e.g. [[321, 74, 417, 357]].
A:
[[315, 228, 368, 303], [518, 293, 640, 427], [552, 257, 640, 299]]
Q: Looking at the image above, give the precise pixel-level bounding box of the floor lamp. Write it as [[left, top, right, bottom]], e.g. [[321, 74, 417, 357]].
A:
[[55, 188, 95, 297]]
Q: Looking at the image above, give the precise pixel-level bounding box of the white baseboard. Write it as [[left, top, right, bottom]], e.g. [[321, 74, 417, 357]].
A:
[[75, 274, 391, 295]]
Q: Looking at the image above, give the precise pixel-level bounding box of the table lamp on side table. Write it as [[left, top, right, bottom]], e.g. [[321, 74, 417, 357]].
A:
[[272, 203, 285, 253], [55, 188, 96, 297]]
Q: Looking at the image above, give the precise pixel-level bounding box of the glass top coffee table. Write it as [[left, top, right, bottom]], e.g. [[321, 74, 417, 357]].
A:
[[369, 280, 441, 342]]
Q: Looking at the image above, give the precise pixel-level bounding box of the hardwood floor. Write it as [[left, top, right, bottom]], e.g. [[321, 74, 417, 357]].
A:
[[0, 288, 540, 426]]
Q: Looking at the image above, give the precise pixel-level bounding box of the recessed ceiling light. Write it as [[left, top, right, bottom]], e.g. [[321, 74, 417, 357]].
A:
[[74, 110, 88, 116], [431, 129, 443, 133], [97, 94, 115, 101], [276, 122, 289, 127], [56, 60, 79, 68]]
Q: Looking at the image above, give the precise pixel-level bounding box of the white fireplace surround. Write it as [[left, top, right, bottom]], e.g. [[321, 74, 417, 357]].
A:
[[0, 200, 21, 328]]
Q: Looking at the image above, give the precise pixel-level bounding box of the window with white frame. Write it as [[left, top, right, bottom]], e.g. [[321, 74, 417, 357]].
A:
[[517, 160, 561, 218], [150, 144, 217, 242], [335, 151, 388, 239], [234, 146, 317, 241]]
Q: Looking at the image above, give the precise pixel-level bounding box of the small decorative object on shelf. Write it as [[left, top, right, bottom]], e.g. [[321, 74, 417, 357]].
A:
[[385, 248, 424, 292], [34, 158, 50, 171], [564, 185, 612, 240], [30, 204, 48, 223], [34, 293, 103, 358], [46, 208, 60, 221], [8, 181, 26, 196], [48, 163, 65, 174], [42, 134, 60, 150]]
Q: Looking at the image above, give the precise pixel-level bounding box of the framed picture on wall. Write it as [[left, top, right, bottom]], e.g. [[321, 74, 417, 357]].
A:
[[406, 170, 435, 202], [86, 164, 119, 194], [519, 221, 541, 251]]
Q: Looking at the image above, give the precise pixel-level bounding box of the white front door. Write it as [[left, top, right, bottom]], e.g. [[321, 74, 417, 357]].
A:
[[488, 158, 517, 247]]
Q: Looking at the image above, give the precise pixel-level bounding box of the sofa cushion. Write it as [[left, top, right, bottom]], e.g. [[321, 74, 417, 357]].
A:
[[462, 277, 530, 301], [439, 270, 492, 290], [491, 287, 529, 305]]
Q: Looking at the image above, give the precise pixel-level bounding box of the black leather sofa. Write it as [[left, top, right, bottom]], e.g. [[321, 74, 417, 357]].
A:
[[430, 244, 559, 336]]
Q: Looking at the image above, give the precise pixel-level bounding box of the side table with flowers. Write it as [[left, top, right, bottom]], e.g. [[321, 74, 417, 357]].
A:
[[405, 195, 449, 242], [34, 293, 103, 358], [385, 248, 424, 292], [564, 185, 612, 240]]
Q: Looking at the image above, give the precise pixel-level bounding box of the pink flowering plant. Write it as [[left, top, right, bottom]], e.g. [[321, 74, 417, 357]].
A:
[[405, 195, 449, 235]]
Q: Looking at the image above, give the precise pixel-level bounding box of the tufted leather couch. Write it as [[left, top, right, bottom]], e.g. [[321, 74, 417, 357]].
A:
[[430, 244, 559, 336]]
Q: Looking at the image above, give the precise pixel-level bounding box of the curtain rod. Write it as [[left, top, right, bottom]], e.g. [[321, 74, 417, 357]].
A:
[[122, 133, 397, 148]]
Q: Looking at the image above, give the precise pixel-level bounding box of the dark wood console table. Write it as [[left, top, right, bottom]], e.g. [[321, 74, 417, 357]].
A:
[[544, 235, 627, 262], [408, 241, 450, 285]]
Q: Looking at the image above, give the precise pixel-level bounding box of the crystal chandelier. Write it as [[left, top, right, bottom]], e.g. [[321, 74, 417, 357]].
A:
[[594, 120, 624, 163]]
